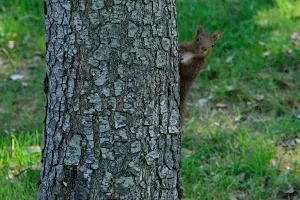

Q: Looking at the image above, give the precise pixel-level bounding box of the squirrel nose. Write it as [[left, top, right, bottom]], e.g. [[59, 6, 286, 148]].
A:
[[201, 47, 208, 51]]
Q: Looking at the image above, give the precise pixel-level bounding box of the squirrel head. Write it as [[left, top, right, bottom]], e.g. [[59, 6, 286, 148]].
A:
[[194, 24, 221, 57]]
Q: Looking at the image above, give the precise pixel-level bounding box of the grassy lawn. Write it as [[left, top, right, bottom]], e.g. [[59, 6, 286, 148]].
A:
[[0, 0, 300, 199]]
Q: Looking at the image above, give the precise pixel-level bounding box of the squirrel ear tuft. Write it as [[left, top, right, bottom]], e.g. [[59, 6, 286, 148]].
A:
[[197, 24, 204, 35], [213, 31, 221, 42]]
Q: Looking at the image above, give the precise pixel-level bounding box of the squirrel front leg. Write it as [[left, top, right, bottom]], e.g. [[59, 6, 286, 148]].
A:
[[178, 53, 183, 62], [178, 24, 221, 128]]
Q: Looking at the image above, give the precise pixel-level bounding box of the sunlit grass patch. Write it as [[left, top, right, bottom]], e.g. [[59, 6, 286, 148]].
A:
[[0, 132, 41, 200], [255, 0, 300, 27], [0, 0, 45, 50]]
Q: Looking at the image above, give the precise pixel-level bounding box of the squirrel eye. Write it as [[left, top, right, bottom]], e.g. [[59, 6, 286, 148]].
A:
[[196, 38, 199, 42], [212, 45, 214, 48]]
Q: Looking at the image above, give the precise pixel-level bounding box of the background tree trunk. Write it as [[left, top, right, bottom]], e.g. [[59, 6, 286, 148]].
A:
[[38, 0, 180, 199]]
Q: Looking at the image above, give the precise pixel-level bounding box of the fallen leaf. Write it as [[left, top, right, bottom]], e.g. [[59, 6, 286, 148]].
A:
[[214, 122, 220, 126], [229, 193, 238, 200], [216, 103, 227, 108], [182, 148, 193, 158], [24, 146, 41, 155], [285, 188, 295, 194], [257, 73, 270, 79], [10, 74, 24, 81], [270, 159, 276, 166], [230, 190, 247, 200], [291, 32, 299, 41], [238, 172, 246, 181], [7, 170, 17, 182], [227, 86, 233, 91], [225, 56, 234, 63], [22, 82, 28, 87], [254, 94, 264, 101], [8, 40, 15, 49], [34, 51, 43, 56], [25, 145, 41, 153], [282, 187, 297, 199], [258, 41, 265, 46], [234, 115, 242, 122], [31, 163, 41, 170], [198, 98, 208, 107], [7, 168, 21, 182], [262, 51, 270, 57]]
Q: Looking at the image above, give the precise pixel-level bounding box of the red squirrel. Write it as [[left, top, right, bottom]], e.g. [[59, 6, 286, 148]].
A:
[[179, 24, 220, 127]]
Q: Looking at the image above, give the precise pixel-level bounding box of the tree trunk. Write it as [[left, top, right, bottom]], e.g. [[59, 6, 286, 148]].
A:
[[38, 0, 180, 199]]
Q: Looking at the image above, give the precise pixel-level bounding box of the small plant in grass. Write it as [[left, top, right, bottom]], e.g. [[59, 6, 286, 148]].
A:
[[0, 132, 41, 200]]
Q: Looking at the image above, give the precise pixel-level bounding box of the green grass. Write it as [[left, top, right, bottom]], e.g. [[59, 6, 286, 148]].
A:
[[0, 0, 45, 132], [178, 0, 300, 199], [0, 0, 300, 199], [0, 132, 41, 200]]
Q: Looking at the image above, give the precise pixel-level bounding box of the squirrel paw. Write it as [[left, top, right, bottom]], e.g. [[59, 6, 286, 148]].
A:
[[179, 53, 183, 62]]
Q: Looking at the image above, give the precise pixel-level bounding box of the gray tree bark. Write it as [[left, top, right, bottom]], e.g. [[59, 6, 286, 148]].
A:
[[38, 0, 180, 199]]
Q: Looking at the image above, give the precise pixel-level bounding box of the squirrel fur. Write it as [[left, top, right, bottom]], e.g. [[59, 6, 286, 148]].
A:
[[179, 24, 220, 127]]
